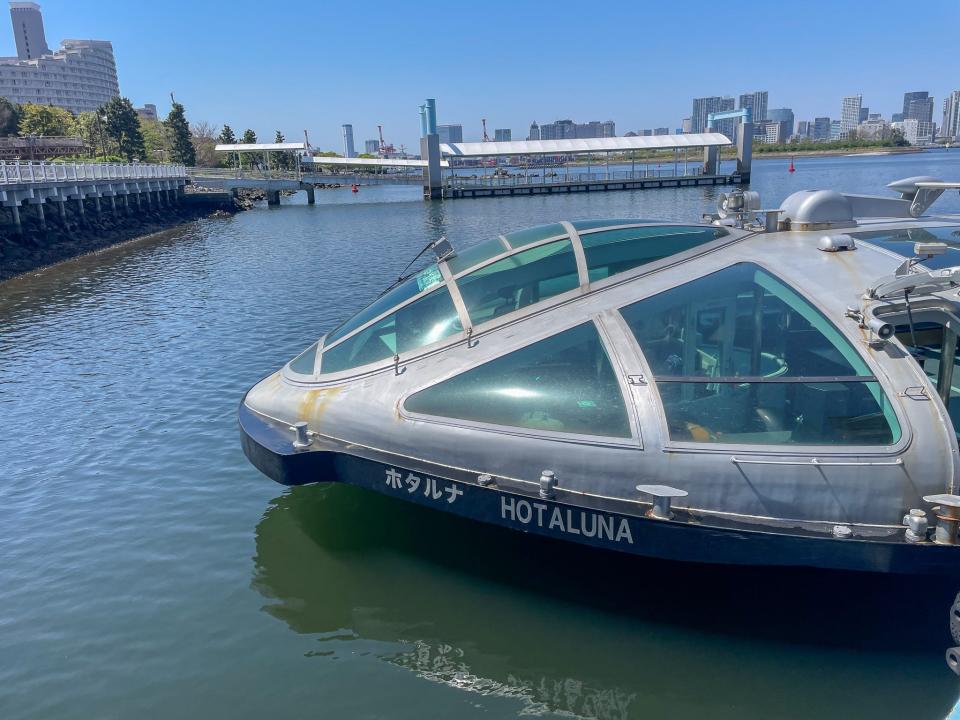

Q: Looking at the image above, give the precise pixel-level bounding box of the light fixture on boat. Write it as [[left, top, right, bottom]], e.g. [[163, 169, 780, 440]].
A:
[[817, 234, 856, 252], [844, 307, 894, 346], [431, 236, 456, 262]]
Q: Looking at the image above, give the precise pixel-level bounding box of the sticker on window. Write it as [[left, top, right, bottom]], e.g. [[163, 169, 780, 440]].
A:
[[416, 265, 443, 292]]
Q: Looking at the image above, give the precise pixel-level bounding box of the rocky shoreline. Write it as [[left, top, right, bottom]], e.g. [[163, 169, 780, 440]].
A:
[[0, 190, 249, 283]]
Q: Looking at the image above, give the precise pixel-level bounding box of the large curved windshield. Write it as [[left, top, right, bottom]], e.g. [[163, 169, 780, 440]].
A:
[[324, 265, 443, 347]]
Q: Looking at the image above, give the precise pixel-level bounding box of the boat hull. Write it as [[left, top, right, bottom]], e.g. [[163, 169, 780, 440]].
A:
[[240, 403, 960, 576]]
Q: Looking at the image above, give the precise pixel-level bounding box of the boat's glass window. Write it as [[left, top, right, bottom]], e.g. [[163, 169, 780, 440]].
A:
[[895, 320, 960, 438], [405, 322, 630, 437], [447, 238, 511, 275], [581, 225, 728, 282], [325, 265, 444, 346], [620, 263, 900, 445], [503, 222, 566, 248], [288, 341, 319, 375], [321, 287, 460, 373], [456, 239, 579, 325], [571, 219, 654, 232], [851, 226, 960, 270]]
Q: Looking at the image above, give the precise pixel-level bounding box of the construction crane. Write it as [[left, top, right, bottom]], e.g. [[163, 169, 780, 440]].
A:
[[377, 124, 396, 157], [482, 118, 490, 142]]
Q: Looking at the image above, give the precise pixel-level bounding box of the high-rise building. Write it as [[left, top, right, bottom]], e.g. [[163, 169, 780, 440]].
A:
[[493, 128, 511, 142], [364, 139, 380, 154], [437, 124, 463, 144], [896, 118, 934, 146], [135, 103, 157, 121], [942, 91, 960, 140], [653, 127, 669, 135], [768, 108, 794, 140], [537, 119, 614, 140], [797, 120, 811, 139], [527, 121, 540, 141], [902, 92, 934, 123], [10, 2, 48, 59], [892, 113, 904, 123], [681, 117, 692, 134], [738, 90, 768, 122], [813, 117, 831, 141], [341, 124, 355, 158], [859, 107, 869, 123], [691, 96, 735, 136], [830, 119, 842, 140], [840, 95, 862, 135], [0, 2, 119, 114]]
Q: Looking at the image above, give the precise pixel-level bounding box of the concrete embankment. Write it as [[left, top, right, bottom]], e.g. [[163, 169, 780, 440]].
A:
[[0, 189, 244, 282]]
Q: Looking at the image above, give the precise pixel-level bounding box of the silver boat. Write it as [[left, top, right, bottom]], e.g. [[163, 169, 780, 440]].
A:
[[240, 176, 960, 576]]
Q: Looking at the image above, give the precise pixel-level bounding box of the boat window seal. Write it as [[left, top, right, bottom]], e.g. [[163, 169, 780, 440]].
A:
[[560, 220, 590, 289], [438, 259, 471, 334]]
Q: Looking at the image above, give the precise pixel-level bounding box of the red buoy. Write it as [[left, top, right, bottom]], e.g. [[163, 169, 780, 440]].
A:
[[788, 156, 796, 173]]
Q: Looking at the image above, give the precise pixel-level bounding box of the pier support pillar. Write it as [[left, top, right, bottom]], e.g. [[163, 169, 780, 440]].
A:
[[109, 195, 117, 214], [421, 133, 442, 200], [57, 199, 67, 222], [135, 192, 142, 211], [267, 190, 280, 206], [9, 202, 21, 233], [305, 186, 315, 204], [703, 145, 719, 176], [76, 197, 86, 224], [93, 196, 102, 215], [165, 189, 171, 205], [34, 201, 46, 231], [144, 191, 152, 209], [736, 120, 753, 180]]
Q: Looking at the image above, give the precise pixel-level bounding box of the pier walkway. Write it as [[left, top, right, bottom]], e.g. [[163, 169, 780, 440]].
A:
[[0, 160, 187, 232]]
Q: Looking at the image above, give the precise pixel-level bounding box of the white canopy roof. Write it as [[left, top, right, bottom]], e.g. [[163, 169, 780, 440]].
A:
[[215, 142, 306, 153], [440, 133, 731, 157]]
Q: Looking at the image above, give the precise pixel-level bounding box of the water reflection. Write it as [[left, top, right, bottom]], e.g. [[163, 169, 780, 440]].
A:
[[253, 483, 960, 719]]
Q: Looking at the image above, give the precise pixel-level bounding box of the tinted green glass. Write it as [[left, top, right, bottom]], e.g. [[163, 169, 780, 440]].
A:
[[620, 263, 870, 379], [447, 237, 509, 275], [322, 287, 460, 373], [405, 322, 630, 437], [581, 225, 727, 282], [851, 226, 960, 270], [656, 381, 900, 445], [502, 223, 566, 248], [325, 265, 443, 346], [571, 219, 655, 232], [620, 262, 900, 445], [457, 239, 578, 325], [288, 342, 318, 375]]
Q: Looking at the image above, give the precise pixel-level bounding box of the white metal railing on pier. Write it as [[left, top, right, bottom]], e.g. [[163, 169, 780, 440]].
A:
[[0, 161, 187, 184], [445, 166, 713, 189]]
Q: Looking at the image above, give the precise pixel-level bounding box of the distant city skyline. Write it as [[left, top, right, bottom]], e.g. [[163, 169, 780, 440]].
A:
[[6, 0, 959, 150]]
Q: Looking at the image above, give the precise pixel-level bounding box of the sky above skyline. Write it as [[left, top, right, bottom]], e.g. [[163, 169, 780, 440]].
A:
[[13, 0, 960, 151]]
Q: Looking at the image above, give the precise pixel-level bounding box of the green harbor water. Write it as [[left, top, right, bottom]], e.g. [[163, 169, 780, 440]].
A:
[[3, 152, 960, 719]]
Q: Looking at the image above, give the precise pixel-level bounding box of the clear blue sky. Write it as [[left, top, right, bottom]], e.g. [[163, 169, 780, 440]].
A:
[[18, 0, 960, 150]]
